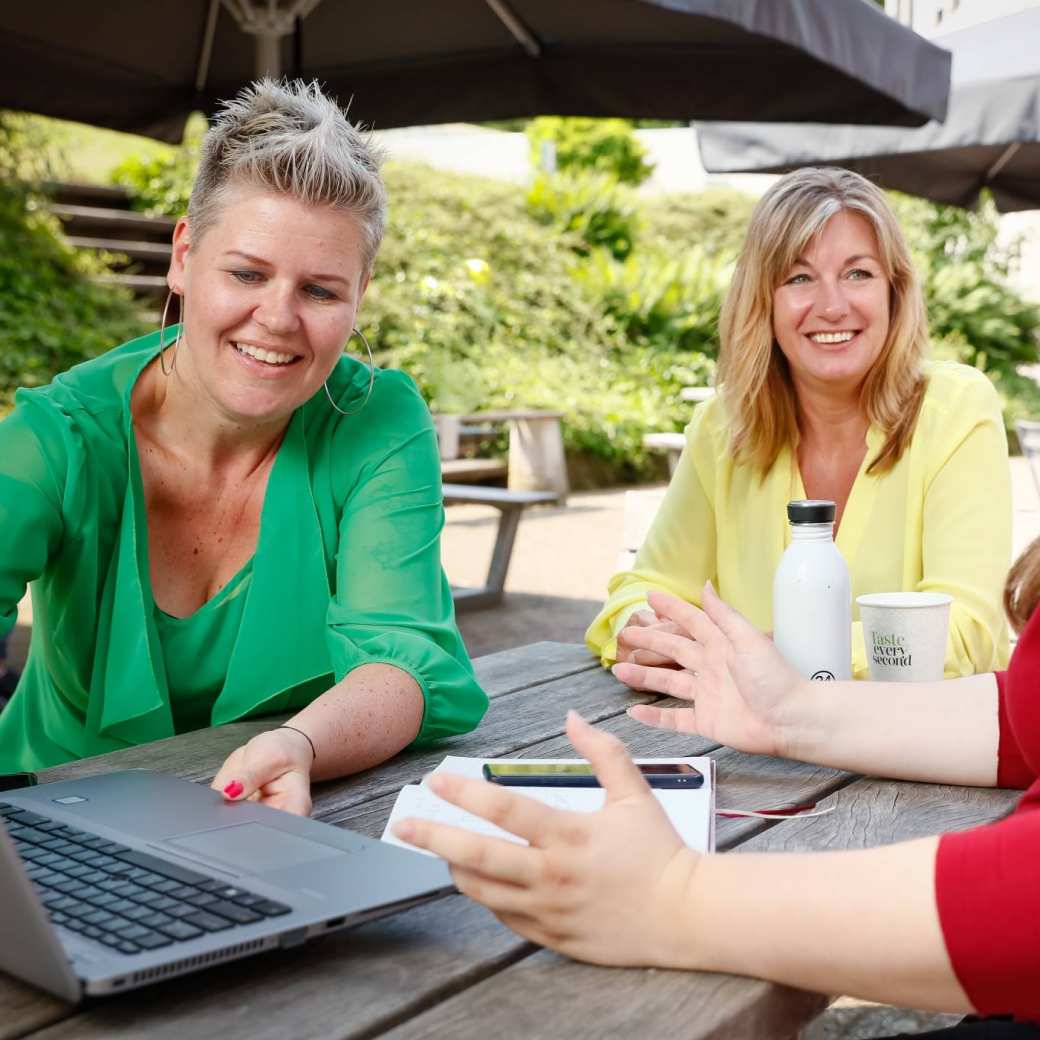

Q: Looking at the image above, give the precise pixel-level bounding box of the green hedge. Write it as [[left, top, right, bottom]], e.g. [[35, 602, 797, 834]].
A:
[[6, 121, 1024, 485], [526, 117, 654, 185], [0, 116, 147, 410]]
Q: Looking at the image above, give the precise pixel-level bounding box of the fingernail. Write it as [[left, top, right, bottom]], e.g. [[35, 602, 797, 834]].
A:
[[224, 781, 244, 799], [394, 820, 415, 841]]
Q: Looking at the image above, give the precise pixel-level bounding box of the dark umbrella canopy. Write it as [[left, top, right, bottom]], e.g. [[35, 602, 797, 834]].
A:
[[1, 0, 950, 143], [698, 7, 1040, 212]]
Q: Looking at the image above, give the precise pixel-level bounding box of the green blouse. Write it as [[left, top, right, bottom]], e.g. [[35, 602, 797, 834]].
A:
[[0, 329, 488, 772]]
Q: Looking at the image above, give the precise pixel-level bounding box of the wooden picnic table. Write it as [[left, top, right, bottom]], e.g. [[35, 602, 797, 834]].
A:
[[2, 642, 1019, 1040]]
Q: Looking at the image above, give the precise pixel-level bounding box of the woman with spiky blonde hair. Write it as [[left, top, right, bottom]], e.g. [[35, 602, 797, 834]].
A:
[[588, 167, 1010, 682], [0, 79, 488, 809]]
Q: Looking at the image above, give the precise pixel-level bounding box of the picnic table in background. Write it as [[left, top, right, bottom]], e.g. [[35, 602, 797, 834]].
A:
[[642, 386, 716, 475], [437, 410, 568, 610], [3, 642, 1016, 1039]]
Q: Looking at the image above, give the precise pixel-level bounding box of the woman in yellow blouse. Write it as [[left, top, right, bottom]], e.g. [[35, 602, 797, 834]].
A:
[[587, 167, 1010, 680]]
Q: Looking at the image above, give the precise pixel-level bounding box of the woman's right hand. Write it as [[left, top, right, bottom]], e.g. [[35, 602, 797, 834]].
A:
[[614, 582, 809, 759]]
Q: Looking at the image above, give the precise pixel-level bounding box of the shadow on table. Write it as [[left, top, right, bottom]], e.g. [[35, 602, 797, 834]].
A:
[[457, 591, 600, 659]]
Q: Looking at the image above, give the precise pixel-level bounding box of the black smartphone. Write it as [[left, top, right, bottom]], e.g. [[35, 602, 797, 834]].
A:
[[482, 761, 703, 789], [0, 772, 37, 793]]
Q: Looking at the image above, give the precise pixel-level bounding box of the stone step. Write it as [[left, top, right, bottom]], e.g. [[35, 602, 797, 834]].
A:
[[66, 235, 172, 265], [45, 180, 132, 209], [51, 203, 176, 240], [98, 273, 168, 297]]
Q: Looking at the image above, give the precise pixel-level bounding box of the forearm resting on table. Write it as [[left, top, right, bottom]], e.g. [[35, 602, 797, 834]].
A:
[[785, 672, 999, 787], [283, 663, 425, 781], [675, 838, 971, 1014]]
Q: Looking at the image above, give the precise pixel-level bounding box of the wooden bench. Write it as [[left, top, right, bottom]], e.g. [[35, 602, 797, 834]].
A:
[[642, 431, 685, 474], [435, 410, 569, 502], [443, 483, 558, 610], [643, 386, 714, 474]]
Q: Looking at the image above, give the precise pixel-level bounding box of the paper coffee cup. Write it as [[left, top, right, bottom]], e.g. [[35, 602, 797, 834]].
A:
[[855, 592, 952, 682]]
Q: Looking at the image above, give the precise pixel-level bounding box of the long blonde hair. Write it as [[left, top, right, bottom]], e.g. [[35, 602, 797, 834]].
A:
[[717, 167, 928, 475]]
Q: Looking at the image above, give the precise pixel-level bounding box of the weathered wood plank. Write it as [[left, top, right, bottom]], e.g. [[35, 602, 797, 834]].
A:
[[11, 643, 1014, 1040], [0, 981, 67, 1040], [470, 641, 596, 696], [736, 774, 1020, 853], [18, 897, 531, 1040], [378, 952, 828, 1040], [300, 667, 656, 823]]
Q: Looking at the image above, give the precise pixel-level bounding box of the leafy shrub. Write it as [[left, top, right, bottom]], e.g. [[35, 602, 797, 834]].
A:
[[100, 130, 1040, 482], [0, 115, 147, 408], [569, 247, 732, 356], [108, 113, 205, 217], [526, 172, 640, 259], [641, 187, 756, 259], [891, 192, 1040, 380], [366, 162, 713, 481], [527, 117, 654, 185]]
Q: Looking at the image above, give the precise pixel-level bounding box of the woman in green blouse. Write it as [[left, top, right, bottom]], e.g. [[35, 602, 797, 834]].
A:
[[0, 79, 488, 813]]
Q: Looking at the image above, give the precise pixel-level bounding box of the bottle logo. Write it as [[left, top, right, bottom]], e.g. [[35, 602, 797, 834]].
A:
[[810, 670, 836, 681]]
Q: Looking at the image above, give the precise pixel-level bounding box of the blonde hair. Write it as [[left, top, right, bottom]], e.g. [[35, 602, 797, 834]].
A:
[[188, 78, 387, 271], [716, 167, 928, 475]]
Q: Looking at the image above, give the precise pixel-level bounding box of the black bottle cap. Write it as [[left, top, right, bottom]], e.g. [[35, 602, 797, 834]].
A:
[[787, 499, 836, 524]]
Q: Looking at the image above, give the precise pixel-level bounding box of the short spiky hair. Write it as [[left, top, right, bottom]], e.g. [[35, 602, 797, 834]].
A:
[[187, 78, 387, 270]]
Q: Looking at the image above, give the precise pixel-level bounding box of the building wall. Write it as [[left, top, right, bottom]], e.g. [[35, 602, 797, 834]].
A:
[[887, 0, 1040, 36]]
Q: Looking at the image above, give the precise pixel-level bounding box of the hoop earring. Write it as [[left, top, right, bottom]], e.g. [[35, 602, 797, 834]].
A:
[[324, 328, 375, 416], [158, 291, 179, 376]]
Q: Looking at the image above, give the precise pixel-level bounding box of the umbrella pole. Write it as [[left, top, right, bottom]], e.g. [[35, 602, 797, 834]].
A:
[[222, 0, 326, 80], [985, 141, 1021, 183], [255, 32, 282, 78]]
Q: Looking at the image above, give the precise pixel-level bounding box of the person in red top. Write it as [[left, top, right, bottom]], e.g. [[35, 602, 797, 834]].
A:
[[395, 540, 1040, 1036]]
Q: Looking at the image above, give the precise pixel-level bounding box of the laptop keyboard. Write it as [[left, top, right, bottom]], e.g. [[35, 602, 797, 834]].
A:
[[1, 802, 292, 956]]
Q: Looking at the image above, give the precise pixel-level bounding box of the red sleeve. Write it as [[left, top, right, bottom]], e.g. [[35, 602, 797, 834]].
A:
[[936, 806, 1040, 1020], [995, 669, 1036, 789]]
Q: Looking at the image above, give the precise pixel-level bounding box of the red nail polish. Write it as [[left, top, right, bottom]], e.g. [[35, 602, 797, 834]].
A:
[[224, 781, 244, 798]]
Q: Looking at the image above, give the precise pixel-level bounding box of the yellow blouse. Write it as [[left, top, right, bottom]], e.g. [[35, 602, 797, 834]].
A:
[[586, 362, 1011, 679]]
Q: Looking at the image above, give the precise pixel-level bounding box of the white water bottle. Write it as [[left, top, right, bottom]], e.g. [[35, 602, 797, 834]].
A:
[[772, 499, 852, 681]]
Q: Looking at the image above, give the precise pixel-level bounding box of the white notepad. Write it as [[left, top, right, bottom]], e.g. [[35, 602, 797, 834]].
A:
[[383, 755, 716, 856]]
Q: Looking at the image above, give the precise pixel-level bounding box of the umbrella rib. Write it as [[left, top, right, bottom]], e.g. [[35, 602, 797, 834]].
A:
[[984, 141, 1022, 183], [196, 0, 222, 92], [484, 0, 542, 58]]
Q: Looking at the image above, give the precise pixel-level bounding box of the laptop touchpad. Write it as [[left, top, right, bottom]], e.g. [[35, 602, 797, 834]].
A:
[[167, 823, 343, 872]]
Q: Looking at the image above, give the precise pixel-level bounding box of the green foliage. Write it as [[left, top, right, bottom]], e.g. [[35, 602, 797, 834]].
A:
[[0, 114, 146, 408], [569, 247, 731, 356], [62, 118, 1040, 484], [891, 192, 1040, 380], [365, 162, 714, 481], [641, 187, 755, 258], [108, 114, 206, 217], [527, 117, 654, 185], [526, 172, 640, 259]]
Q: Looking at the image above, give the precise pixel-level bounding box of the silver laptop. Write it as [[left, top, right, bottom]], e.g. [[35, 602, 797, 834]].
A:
[[0, 769, 452, 1000]]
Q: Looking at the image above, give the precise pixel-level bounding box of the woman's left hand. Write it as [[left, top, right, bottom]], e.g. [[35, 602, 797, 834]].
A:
[[393, 711, 701, 968], [210, 728, 314, 816]]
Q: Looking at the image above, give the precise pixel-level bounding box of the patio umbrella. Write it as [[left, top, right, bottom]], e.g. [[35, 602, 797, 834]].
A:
[[697, 6, 1040, 212], [0, 0, 950, 143]]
